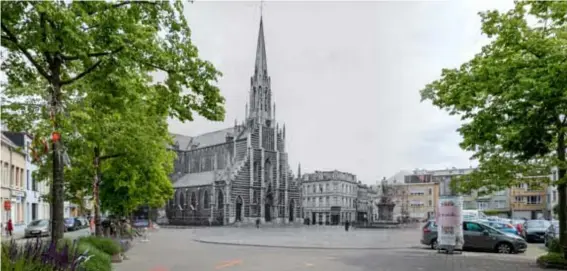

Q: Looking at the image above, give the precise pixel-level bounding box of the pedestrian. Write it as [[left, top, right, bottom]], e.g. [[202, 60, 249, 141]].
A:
[[256, 218, 260, 229], [344, 220, 350, 232], [6, 219, 13, 237], [89, 216, 95, 235]]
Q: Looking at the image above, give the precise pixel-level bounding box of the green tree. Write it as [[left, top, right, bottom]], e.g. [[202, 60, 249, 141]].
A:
[[1, 1, 225, 241], [421, 1, 567, 257]]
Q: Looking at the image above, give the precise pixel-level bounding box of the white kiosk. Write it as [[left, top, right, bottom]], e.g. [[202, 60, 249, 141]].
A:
[[437, 196, 464, 254]]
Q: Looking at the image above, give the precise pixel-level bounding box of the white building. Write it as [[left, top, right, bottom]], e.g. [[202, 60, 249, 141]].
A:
[[1, 134, 27, 233], [301, 170, 358, 225], [3, 132, 51, 224]]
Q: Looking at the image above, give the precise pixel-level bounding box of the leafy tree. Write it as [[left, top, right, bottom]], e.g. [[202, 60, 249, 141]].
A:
[[421, 1, 567, 257], [1, 1, 225, 240]]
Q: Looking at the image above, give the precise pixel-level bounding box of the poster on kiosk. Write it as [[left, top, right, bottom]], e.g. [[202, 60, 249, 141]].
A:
[[436, 196, 464, 250]]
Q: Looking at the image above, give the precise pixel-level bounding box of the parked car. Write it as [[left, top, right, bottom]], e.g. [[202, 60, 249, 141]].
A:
[[544, 220, 560, 248], [522, 220, 552, 243], [483, 221, 520, 236], [24, 219, 50, 238], [64, 217, 82, 231], [76, 217, 89, 229], [421, 220, 527, 254]]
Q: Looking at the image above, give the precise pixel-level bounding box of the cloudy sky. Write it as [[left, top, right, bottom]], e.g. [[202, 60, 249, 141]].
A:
[[167, 0, 519, 183], [168, 0, 516, 184]]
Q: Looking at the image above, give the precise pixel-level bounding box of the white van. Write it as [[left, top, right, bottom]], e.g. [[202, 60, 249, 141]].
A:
[[462, 210, 487, 221]]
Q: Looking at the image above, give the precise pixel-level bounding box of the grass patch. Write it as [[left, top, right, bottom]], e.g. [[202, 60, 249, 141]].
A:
[[537, 252, 567, 270], [78, 236, 121, 255]]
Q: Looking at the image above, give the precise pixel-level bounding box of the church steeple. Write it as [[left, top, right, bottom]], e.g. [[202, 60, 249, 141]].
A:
[[254, 16, 268, 79], [248, 15, 272, 124]]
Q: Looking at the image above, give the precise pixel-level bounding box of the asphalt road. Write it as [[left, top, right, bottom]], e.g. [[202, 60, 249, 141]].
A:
[[115, 229, 547, 271]]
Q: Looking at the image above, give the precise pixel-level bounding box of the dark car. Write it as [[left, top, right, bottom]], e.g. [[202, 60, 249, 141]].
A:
[[421, 220, 527, 254], [64, 217, 81, 231], [522, 220, 551, 243], [544, 221, 559, 248]]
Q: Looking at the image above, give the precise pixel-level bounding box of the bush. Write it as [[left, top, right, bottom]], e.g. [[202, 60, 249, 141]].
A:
[[548, 238, 564, 254], [78, 236, 121, 255], [1, 238, 94, 271], [537, 253, 567, 270]]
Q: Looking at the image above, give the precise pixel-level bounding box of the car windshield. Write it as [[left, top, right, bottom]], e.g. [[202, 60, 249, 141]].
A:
[[527, 220, 550, 228], [29, 220, 48, 227]]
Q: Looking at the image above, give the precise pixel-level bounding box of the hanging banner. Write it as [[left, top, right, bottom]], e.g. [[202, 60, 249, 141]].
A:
[[437, 196, 464, 249]]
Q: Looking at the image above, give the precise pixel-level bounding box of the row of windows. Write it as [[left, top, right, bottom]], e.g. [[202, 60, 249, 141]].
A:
[[303, 196, 355, 208], [304, 182, 357, 195], [1, 162, 25, 190]]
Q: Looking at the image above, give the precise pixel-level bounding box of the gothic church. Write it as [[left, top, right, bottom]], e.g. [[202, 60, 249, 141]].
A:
[[166, 16, 302, 225]]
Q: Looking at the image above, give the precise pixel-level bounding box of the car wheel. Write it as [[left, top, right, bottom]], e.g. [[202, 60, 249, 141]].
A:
[[496, 242, 513, 254], [431, 239, 438, 250]]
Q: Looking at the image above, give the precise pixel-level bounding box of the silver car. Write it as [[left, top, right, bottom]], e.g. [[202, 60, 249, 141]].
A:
[[24, 219, 50, 238]]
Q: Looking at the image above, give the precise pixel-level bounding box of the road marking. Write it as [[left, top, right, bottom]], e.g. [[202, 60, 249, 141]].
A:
[[304, 263, 315, 267], [215, 259, 242, 269]]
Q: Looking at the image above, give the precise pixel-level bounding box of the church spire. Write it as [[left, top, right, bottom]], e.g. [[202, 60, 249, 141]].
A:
[[254, 16, 268, 79]]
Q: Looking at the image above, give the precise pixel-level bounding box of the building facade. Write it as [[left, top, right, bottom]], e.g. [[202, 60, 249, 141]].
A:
[[301, 170, 358, 225], [510, 180, 548, 219], [3, 132, 51, 224], [166, 16, 301, 225], [1, 134, 27, 232], [405, 182, 439, 220]]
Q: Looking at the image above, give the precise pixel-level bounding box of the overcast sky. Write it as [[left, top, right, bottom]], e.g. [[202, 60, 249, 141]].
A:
[[168, 0, 515, 184]]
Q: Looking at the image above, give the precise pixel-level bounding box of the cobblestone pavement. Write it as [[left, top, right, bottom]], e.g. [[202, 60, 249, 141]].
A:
[[115, 229, 553, 271], [192, 226, 422, 249]]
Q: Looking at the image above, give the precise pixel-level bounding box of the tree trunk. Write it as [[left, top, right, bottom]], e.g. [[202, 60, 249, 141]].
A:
[[50, 63, 65, 241], [94, 147, 102, 236], [556, 129, 566, 259]]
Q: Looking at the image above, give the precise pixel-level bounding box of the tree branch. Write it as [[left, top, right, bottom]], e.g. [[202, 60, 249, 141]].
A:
[[60, 60, 103, 86], [40, 13, 53, 64], [100, 153, 124, 160], [61, 46, 124, 61], [1, 23, 51, 80]]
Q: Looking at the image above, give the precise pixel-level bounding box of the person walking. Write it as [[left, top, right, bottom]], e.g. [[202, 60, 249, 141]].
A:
[[6, 219, 13, 237], [344, 220, 350, 232], [256, 218, 260, 229]]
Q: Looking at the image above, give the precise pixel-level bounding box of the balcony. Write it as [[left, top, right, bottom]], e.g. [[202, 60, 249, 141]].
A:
[[511, 202, 546, 211], [510, 189, 546, 197]]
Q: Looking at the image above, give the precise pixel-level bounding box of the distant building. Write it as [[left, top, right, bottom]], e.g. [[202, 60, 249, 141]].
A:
[[2, 132, 51, 224], [166, 16, 301, 226], [301, 170, 358, 225], [1, 134, 26, 232]]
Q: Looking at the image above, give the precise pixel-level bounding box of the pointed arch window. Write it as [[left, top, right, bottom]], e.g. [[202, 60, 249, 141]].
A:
[[264, 159, 272, 185], [190, 192, 197, 210]]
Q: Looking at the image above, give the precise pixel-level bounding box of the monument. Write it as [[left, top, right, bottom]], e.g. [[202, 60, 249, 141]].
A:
[[376, 183, 396, 222]]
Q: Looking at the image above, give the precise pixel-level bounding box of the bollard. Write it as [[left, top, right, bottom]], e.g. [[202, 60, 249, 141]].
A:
[[141, 227, 150, 242]]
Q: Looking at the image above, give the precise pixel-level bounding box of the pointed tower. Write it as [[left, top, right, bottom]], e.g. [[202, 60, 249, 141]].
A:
[[248, 16, 273, 126]]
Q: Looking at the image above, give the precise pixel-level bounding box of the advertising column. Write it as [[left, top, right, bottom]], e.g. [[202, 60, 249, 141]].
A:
[[437, 196, 464, 251]]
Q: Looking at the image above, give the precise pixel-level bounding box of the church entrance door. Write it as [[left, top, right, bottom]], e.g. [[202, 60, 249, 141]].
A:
[[289, 200, 294, 222], [264, 194, 273, 222], [235, 196, 243, 222]]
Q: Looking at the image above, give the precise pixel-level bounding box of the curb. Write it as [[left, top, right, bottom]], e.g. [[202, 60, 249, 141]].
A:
[[192, 238, 412, 250]]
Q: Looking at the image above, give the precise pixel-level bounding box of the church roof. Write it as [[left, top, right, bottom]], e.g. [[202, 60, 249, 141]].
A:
[[173, 171, 216, 188], [171, 125, 246, 151]]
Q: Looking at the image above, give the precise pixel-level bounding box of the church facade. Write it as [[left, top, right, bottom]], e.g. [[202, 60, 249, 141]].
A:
[[166, 17, 302, 226]]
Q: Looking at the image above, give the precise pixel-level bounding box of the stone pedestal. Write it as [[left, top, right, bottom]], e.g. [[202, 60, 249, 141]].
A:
[[377, 203, 395, 221]]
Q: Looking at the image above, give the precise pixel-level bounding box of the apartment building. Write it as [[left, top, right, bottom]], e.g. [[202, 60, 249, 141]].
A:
[[3, 132, 51, 223], [301, 170, 358, 225], [1, 134, 27, 232], [547, 168, 560, 219], [405, 182, 439, 220], [510, 181, 548, 219]]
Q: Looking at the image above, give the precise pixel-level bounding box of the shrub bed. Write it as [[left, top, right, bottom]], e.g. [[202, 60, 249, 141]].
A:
[[537, 252, 567, 270], [2, 237, 114, 271], [78, 236, 121, 255]]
